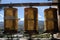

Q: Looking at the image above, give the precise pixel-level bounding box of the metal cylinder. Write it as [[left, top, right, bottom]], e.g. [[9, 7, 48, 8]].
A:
[[4, 7, 18, 34], [24, 7, 38, 34], [44, 8, 58, 33]]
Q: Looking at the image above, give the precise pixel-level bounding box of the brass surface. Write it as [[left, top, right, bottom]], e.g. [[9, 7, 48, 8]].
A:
[[44, 8, 58, 33], [4, 7, 18, 34], [24, 8, 38, 34]]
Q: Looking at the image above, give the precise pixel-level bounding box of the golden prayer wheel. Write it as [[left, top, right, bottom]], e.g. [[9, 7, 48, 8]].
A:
[[44, 8, 58, 33], [4, 7, 18, 34], [24, 7, 38, 34]]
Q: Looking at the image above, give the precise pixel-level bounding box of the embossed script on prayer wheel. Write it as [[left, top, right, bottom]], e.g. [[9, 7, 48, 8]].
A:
[[24, 8, 38, 34], [44, 8, 58, 33], [4, 7, 18, 34]]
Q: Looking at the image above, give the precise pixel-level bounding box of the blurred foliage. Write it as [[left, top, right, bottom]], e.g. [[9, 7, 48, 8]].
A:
[[32, 33, 51, 38]]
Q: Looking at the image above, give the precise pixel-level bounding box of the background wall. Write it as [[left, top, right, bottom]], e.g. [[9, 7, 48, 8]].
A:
[[53, 0, 58, 2]]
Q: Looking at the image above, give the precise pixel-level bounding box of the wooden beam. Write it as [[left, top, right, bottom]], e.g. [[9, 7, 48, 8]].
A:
[[0, 3, 59, 7]]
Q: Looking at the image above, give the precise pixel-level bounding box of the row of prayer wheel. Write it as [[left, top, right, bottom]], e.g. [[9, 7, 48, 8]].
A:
[[4, 7, 59, 34]]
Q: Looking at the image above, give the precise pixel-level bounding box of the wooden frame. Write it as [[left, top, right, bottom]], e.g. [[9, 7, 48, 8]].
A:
[[0, 2, 60, 15], [0, 3, 59, 7]]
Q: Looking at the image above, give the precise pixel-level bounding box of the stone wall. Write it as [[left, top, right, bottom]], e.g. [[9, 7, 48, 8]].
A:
[[53, 0, 58, 3]]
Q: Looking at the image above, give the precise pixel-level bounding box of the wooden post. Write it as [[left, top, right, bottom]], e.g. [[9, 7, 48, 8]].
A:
[[58, 0, 60, 15], [56, 0, 60, 38]]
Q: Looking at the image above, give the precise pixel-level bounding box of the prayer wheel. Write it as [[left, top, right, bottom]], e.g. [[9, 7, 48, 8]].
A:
[[4, 7, 18, 34], [24, 7, 38, 34], [44, 8, 58, 33]]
